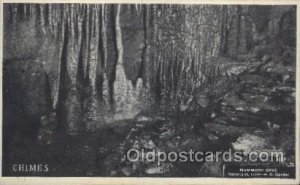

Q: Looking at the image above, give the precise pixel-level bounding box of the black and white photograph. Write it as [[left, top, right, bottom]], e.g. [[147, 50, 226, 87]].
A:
[[1, 1, 299, 182]]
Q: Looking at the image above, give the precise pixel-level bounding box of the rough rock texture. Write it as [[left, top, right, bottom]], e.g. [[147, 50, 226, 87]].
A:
[[3, 4, 296, 177]]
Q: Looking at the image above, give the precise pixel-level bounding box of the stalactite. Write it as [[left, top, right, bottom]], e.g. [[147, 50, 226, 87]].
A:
[[57, 12, 69, 130], [76, 4, 86, 98], [83, 5, 90, 83], [85, 6, 95, 88], [106, 5, 118, 105], [114, 4, 128, 110], [95, 5, 105, 99], [101, 5, 110, 105], [136, 5, 147, 84]]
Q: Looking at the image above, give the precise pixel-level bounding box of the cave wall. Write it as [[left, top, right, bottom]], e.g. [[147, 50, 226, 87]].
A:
[[220, 5, 296, 57]]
